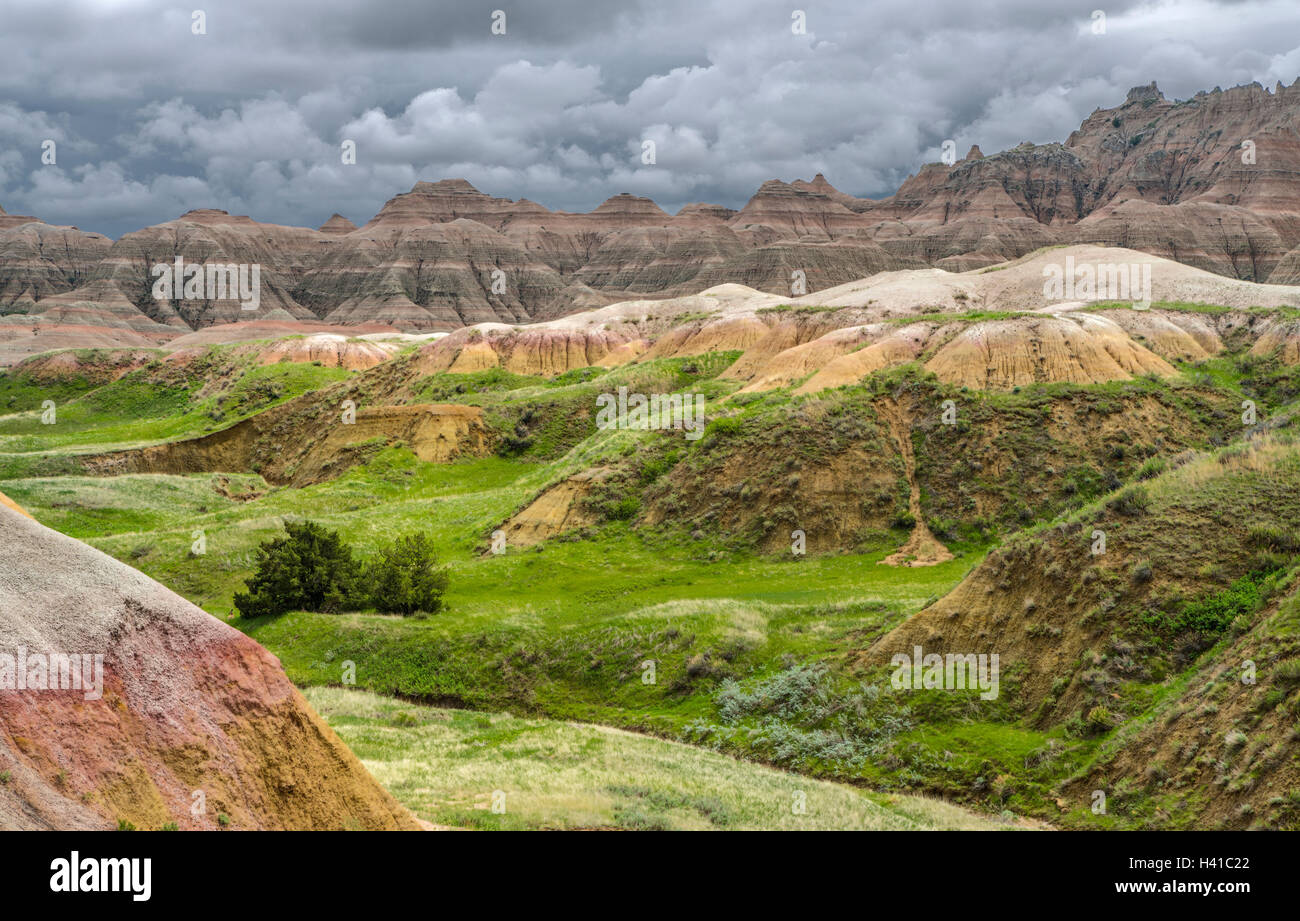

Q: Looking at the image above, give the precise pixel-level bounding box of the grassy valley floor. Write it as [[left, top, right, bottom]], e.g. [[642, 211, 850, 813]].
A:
[[306, 686, 1030, 830]]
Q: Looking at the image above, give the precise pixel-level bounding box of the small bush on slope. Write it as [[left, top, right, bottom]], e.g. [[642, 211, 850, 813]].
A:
[[235, 521, 450, 617], [234, 520, 361, 617], [368, 532, 449, 616]]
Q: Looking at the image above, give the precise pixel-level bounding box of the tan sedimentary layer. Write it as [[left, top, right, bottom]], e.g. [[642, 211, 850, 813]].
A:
[[81, 402, 489, 486], [499, 468, 613, 547]]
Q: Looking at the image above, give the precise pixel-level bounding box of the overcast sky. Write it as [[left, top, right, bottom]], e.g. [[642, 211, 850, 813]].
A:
[[2, 0, 1299, 237]]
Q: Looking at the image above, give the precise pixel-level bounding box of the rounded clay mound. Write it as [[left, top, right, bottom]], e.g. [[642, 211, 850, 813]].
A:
[[0, 504, 419, 830]]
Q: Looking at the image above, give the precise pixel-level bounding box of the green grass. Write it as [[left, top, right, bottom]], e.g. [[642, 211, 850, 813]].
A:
[[0, 359, 351, 453], [755, 304, 851, 316], [1089, 300, 1300, 319], [0, 370, 108, 413], [0, 472, 267, 539], [2, 435, 1002, 804], [307, 686, 1024, 830]]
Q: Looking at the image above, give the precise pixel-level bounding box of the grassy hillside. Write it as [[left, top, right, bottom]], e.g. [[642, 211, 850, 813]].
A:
[[0, 348, 352, 459], [873, 427, 1300, 828], [306, 687, 1025, 830]]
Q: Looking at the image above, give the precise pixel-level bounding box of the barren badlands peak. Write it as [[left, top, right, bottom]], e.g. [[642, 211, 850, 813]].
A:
[[672, 202, 738, 222], [0, 204, 45, 230], [319, 213, 358, 234], [593, 192, 671, 219]]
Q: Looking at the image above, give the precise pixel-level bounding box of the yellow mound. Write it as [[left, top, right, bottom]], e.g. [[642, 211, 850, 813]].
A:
[[447, 338, 501, 373], [736, 326, 878, 393], [253, 334, 399, 370], [924, 314, 1176, 390], [1250, 317, 1300, 364], [795, 324, 933, 394], [419, 327, 643, 378], [1092, 308, 1222, 362], [644, 316, 771, 360]]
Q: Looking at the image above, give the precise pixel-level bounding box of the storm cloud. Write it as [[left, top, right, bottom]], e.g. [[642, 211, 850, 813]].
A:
[[2, 0, 1299, 236]]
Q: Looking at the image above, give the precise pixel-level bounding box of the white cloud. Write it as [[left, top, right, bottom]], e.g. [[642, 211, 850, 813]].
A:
[[0, 0, 1295, 235]]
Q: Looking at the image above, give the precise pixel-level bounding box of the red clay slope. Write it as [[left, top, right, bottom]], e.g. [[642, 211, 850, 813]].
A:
[[0, 500, 418, 830]]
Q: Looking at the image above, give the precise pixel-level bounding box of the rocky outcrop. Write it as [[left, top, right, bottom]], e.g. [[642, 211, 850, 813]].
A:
[[395, 245, 1300, 391], [499, 468, 613, 546], [0, 219, 112, 309], [52, 210, 328, 330], [924, 314, 1177, 390], [81, 398, 490, 487], [0, 502, 419, 830], [318, 214, 358, 234], [250, 333, 400, 370]]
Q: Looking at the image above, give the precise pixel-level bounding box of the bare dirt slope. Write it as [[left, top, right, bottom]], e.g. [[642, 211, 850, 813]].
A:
[[875, 399, 953, 567], [83, 399, 490, 486], [498, 468, 613, 547], [0, 503, 419, 830]]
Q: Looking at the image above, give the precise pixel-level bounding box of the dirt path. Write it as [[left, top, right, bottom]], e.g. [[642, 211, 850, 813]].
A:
[[876, 399, 953, 567]]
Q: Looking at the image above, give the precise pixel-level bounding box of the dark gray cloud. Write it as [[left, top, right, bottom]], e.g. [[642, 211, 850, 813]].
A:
[[1, 0, 1298, 236]]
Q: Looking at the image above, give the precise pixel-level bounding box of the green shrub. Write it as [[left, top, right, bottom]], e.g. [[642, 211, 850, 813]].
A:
[[703, 416, 742, 439], [610, 495, 641, 521], [1136, 457, 1166, 480], [234, 520, 361, 617], [1183, 578, 1261, 634], [1085, 705, 1113, 733], [1274, 660, 1300, 686], [1107, 485, 1150, 517], [367, 533, 450, 616], [1248, 525, 1300, 554]]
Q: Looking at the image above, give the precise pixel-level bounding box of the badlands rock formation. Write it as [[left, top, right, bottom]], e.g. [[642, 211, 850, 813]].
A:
[[84, 400, 490, 487], [412, 245, 1300, 391], [0, 498, 419, 830], [6, 80, 1300, 366], [498, 468, 613, 547]]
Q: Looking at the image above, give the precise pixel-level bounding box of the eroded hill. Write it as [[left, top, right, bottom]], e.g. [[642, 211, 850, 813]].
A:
[[867, 430, 1300, 828], [0, 496, 419, 830]]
